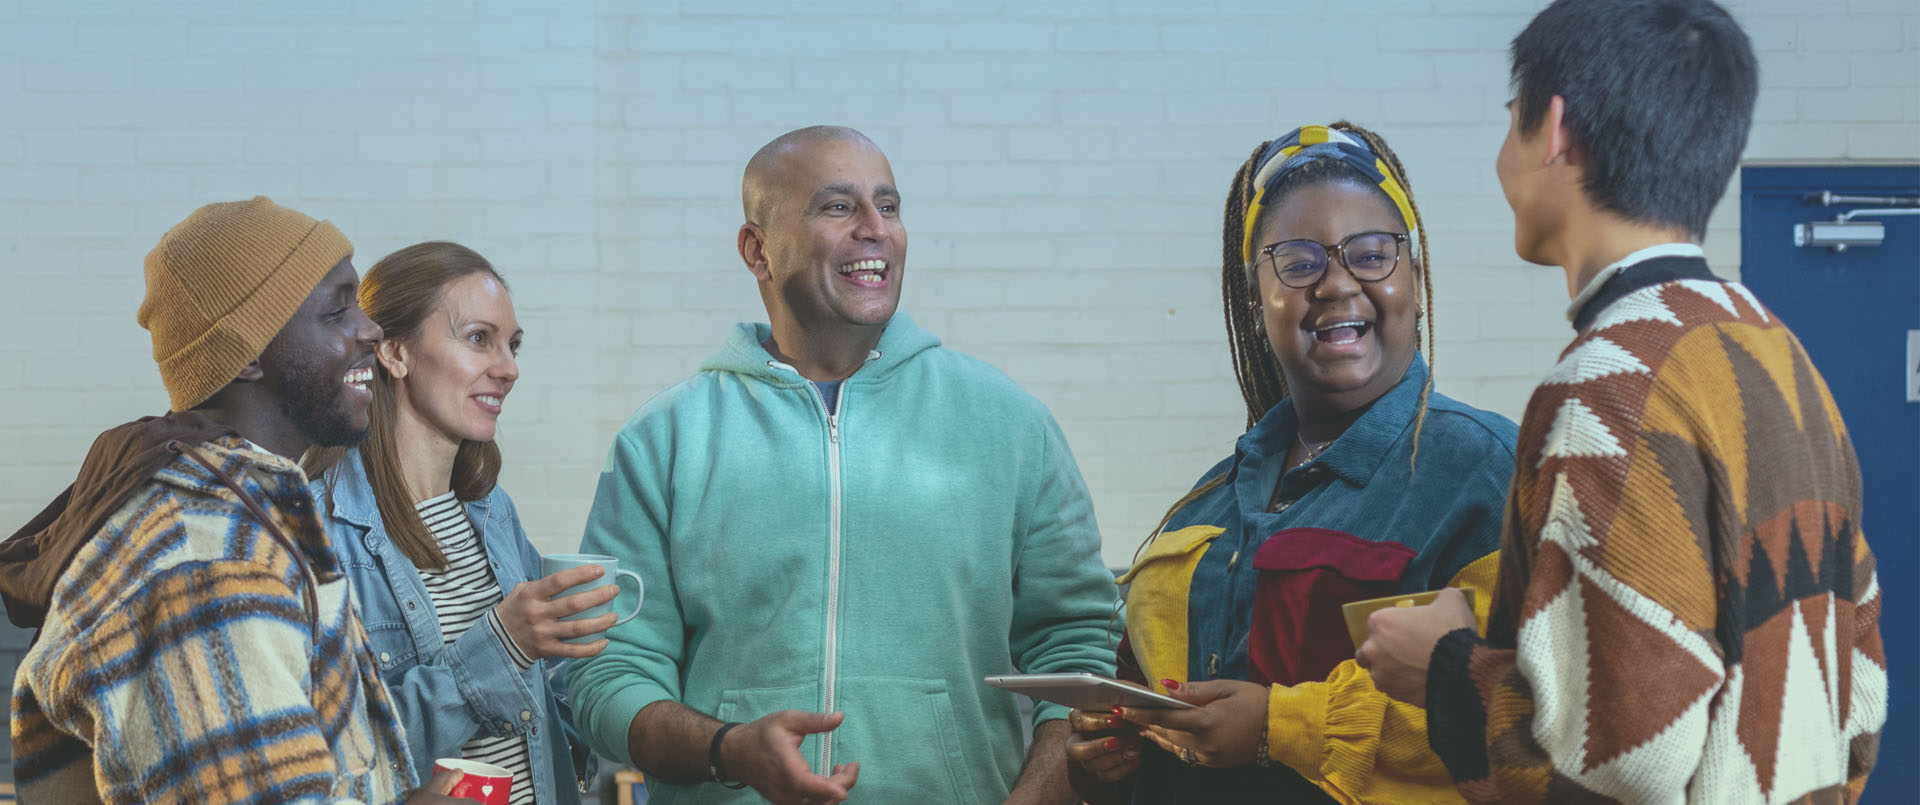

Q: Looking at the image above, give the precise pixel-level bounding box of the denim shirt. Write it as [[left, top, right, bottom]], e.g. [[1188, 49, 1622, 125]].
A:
[[316, 450, 593, 804], [1133, 355, 1518, 803]]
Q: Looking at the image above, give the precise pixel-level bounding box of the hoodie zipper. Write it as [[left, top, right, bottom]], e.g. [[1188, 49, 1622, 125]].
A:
[[770, 351, 878, 775], [807, 379, 843, 775]]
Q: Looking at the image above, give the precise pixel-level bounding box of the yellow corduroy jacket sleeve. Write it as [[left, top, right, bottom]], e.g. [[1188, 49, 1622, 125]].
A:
[[1262, 552, 1499, 805]]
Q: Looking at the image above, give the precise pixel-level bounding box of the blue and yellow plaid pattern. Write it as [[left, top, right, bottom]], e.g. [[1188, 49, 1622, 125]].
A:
[[11, 437, 415, 804]]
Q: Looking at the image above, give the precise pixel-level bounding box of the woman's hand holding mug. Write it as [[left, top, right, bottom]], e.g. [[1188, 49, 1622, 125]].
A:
[[495, 554, 644, 659]]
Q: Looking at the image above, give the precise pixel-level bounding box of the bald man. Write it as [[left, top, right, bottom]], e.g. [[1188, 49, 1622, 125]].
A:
[[567, 127, 1120, 804]]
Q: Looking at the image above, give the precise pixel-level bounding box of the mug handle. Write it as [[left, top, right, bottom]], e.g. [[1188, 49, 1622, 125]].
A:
[[611, 569, 645, 625]]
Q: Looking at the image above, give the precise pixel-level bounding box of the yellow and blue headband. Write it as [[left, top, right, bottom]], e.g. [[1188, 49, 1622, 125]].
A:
[[1240, 125, 1420, 268]]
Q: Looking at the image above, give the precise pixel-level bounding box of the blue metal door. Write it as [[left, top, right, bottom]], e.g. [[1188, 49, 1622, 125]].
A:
[[1742, 165, 1918, 801]]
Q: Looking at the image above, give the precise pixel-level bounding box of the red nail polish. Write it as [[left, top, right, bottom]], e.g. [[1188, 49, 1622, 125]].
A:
[[1103, 737, 1120, 750], [1160, 678, 1180, 690], [1110, 706, 1124, 717], [1105, 714, 1118, 728]]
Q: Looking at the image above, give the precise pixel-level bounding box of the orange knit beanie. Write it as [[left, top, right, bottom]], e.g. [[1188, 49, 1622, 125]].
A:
[[137, 197, 354, 411]]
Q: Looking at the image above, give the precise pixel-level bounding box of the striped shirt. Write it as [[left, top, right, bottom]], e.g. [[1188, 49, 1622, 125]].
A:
[[416, 492, 537, 805]]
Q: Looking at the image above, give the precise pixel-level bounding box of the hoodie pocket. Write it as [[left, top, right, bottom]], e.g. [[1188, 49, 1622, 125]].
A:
[[713, 680, 823, 721], [713, 681, 825, 772], [828, 677, 984, 803], [1248, 527, 1413, 687]]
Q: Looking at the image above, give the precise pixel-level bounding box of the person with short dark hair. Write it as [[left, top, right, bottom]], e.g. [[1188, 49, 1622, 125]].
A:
[[0, 198, 462, 803], [1356, 1, 1886, 802]]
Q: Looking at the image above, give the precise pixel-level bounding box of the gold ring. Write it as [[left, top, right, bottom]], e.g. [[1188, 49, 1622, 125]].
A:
[[1180, 746, 1197, 765]]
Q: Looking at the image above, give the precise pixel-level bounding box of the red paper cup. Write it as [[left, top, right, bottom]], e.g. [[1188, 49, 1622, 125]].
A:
[[434, 758, 514, 805]]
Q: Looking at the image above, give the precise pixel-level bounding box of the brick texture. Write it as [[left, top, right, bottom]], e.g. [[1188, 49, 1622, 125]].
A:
[[2, 0, 1914, 568]]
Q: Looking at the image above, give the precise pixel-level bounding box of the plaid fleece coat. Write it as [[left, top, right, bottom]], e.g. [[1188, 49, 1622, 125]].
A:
[[11, 437, 416, 804]]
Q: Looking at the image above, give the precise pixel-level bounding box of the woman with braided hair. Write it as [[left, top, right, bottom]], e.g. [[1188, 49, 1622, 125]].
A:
[[1065, 123, 1519, 804]]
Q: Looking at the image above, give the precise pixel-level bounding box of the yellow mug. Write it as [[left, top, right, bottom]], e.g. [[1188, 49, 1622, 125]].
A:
[[1342, 587, 1477, 648]]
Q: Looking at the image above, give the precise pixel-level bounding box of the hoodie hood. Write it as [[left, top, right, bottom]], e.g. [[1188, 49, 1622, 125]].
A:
[[697, 312, 943, 385], [0, 411, 235, 628]]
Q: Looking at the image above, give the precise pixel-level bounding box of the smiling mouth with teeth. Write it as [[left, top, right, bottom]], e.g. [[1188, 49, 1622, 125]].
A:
[[475, 395, 503, 408], [343, 367, 373, 390], [836, 259, 889, 288], [1312, 321, 1372, 344]]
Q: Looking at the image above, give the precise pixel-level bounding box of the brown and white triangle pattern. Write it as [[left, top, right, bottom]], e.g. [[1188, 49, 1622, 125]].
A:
[[1843, 574, 1888, 742], [1541, 336, 1652, 388], [1515, 534, 1724, 800], [1538, 472, 1599, 553], [1724, 282, 1771, 324], [1587, 285, 1684, 332], [1676, 278, 1744, 320], [1515, 278, 1870, 802], [1539, 398, 1631, 469], [1518, 279, 1751, 799], [1584, 277, 1765, 340], [1689, 596, 1868, 803], [1530, 282, 1729, 542], [1539, 289, 1678, 474]]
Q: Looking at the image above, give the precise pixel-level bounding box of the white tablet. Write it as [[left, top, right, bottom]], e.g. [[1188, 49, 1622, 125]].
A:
[[983, 672, 1194, 711]]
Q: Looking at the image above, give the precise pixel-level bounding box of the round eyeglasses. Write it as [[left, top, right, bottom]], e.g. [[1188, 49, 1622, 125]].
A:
[[1255, 231, 1409, 289]]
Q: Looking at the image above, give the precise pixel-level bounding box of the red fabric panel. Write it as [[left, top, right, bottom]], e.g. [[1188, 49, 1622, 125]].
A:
[[1248, 527, 1414, 687]]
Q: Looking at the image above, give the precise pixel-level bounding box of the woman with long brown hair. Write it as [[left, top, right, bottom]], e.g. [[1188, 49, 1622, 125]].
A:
[[1065, 123, 1519, 803], [308, 242, 610, 804]]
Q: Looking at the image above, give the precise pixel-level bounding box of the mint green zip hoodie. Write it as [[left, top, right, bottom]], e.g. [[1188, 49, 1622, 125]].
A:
[[570, 314, 1120, 803]]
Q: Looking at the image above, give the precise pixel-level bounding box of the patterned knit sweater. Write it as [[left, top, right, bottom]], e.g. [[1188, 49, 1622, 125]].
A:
[[1424, 258, 1885, 803], [12, 437, 416, 804]]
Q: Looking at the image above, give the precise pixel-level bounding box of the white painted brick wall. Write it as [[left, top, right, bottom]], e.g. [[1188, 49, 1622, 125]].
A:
[[2, 0, 1914, 569]]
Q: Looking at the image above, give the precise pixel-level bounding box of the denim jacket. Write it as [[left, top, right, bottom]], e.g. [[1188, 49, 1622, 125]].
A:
[[316, 450, 594, 804]]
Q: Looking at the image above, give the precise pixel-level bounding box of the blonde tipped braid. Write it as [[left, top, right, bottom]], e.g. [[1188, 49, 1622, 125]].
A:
[[1332, 121, 1435, 473]]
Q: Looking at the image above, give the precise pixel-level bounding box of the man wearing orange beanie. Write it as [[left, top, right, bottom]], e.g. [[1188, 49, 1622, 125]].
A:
[[0, 197, 459, 803]]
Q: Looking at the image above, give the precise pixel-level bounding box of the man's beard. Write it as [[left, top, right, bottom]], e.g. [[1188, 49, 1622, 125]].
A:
[[275, 358, 366, 448]]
